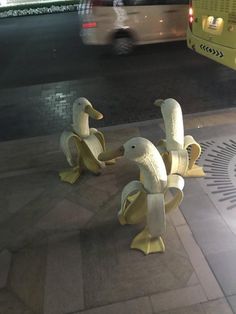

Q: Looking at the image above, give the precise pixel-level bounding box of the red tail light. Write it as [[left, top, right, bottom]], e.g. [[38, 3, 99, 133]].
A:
[[189, 1, 194, 31], [82, 22, 97, 29]]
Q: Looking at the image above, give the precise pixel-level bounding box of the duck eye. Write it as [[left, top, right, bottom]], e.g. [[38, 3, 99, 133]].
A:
[[132, 145, 135, 149]]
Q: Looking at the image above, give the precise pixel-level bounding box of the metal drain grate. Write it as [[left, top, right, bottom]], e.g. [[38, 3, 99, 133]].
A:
[[197, 136, 236, 235]]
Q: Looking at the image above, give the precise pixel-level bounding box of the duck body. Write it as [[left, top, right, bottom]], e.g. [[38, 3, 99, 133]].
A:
[[60, 97, 108, 184], [99, 137, 184, 255], [155, 98, 205, 177]]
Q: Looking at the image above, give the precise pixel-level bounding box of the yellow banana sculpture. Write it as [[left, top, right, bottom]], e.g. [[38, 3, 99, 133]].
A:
[[99, 137, 184, 255], [59, 97, 109, 184], [154, 98, 205, 177]]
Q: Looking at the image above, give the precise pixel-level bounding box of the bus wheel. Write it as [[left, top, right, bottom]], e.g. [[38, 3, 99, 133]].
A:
[[113, 35, 134, 55]]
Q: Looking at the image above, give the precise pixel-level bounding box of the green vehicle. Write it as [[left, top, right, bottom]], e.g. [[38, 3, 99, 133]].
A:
[[187, 0, 236, 70]]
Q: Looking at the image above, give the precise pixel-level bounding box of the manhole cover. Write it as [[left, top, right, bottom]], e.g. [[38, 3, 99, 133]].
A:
[[198, 136, 236, 235]]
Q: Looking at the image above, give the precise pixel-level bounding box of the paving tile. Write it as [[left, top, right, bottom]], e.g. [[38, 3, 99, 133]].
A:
[[138, 121, 165, 146], [0, 172, 56, 221], [77, 296, 152, 314], [81, 219, 194, 309], [176, 225, 223, 300], [227, 295, 236, 314], [114, 158, 139, 187], [169, 207, 186, 227], [85, 193, 121, 230], [0, 133, 64, 174], [186, 273, 199, 287], [150, 285, 207, 313], [7, 188, 44, 214], [102, 127, 141, 149], [184, 111, 236, 130], [67, 183, 110, 213], [207, 250, 236, 296], [183, 111, 236, 132], [0, 183, 67, 250], [0, 197, 11, 224], [8, 246, 47, 314], [182, 178, 207, 197], [0, 289, 33, 314], [183, 116, 208, 130], [188, 124, 236, 142], [187, 216, 236, 255], [0, 250, 12, 289], [202, 298, 234, 314], [44, 235, 84, 314], [158, 304, 205, 314], [180, 192, 219, 224], [85, 171, 119, 196], [36, 198, 93, 231]]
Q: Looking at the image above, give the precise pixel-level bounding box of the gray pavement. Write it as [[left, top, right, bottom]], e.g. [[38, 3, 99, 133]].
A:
[[1, 109, 236, 313]]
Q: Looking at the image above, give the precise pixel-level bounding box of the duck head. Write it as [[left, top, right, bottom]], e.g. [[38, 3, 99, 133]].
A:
[[72, 97, 103, 138], [99, 137, 167, 193]]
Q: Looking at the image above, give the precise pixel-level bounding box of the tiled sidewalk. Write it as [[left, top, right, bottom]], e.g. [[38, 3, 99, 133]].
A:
[[1, 109, 236, 313]]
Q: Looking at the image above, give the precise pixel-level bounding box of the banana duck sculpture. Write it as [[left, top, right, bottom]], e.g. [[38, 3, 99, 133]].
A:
[[154, 98, 205, 177], [99, 137, 184, 255], [60, 97, 110, 184]]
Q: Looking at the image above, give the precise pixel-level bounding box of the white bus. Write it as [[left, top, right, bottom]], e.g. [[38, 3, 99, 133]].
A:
[[80, 0, 189, 55]]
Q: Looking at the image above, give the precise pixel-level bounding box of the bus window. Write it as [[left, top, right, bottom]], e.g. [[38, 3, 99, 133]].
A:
[[187, 0, 236, 70]]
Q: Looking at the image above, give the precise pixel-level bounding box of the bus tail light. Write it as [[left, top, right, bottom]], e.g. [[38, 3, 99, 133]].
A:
[[189, 1, 194, 31]]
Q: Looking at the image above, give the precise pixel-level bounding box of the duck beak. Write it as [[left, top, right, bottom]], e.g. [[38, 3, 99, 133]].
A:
[[154, 99, 164, 107], [98, 146, 124, 161], [84, 105, 103, 120]]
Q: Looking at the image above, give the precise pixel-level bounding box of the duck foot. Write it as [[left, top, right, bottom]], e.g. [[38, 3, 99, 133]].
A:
[[131, 228, 165, 255], [105, 159, 116, 165], [185, 165, 205, 177], [59, 166, 81, 184]]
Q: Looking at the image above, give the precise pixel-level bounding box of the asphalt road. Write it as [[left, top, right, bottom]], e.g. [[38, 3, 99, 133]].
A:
[[0, 12, 236, 141]]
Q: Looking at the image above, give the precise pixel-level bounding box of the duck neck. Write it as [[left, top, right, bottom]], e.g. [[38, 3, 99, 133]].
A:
[[138, 155, 167, 194], [73, 112, 90, 138]]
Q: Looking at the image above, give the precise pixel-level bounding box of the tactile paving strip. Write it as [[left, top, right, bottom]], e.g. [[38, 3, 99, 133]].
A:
[[198, 136, 236, 235]]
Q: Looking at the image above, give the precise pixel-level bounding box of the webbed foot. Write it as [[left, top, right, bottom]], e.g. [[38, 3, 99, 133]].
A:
[[131, 227, 165, 255], [59, 166, 81, 184], [105, 159, 116, 165]]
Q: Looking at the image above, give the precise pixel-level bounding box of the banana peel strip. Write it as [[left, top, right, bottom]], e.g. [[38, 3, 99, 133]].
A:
[[119, 180, 146, 224], [184, 135, 201, 170], [169, 149, 189, 176], [60, 131, 79, 167], [157, 140, 189, 175], [90, 128, 106, 151], [147, 193, 166, 237], [165, 174, 184, 213], [83, 133, 105, 168]]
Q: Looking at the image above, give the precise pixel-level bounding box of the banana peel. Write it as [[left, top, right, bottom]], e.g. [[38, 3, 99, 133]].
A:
[[59, 129, 107, 184], [119, 174, 184, 255], [155, 98, 205, 177]]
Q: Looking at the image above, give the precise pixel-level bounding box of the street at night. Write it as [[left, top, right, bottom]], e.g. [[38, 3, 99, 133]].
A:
[[0, 12, 236, 141]]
